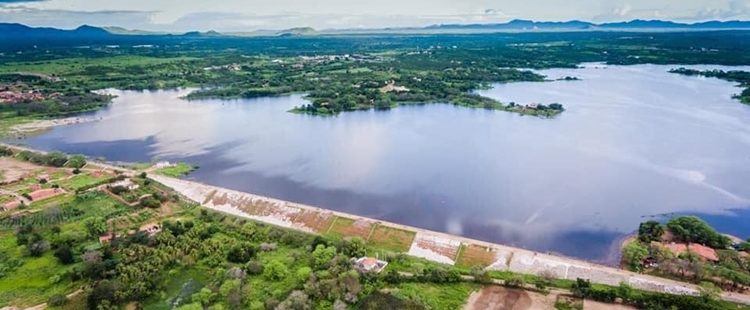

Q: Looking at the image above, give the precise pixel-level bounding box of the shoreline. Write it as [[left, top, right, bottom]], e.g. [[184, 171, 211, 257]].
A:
[[7, 116, 102, 136], [4, 142, 750, 305]]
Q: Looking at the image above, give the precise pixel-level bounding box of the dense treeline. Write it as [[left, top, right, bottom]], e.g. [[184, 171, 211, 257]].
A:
[[671, 67, 750, 104], [3, 31, 750, 118]]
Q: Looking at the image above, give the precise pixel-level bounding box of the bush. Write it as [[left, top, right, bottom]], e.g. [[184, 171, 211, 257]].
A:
[[666, 216, 730, 249], [140, 196, 161, 208], [54, 244, 75, 264], [48, 294, 68, 306], [622, 241, 648, 272], [505, 275, 525, 288]]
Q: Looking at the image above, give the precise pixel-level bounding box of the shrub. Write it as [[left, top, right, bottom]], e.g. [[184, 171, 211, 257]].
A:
[[666, 216, 730, 249], [48, 294, 68, 306], [140, 196, 161, 208], [505, 275, 526, 288]]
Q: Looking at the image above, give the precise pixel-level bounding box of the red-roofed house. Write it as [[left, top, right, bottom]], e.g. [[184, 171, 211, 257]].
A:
[[99, 233, 114, 244], [353, 257, 388, 273]]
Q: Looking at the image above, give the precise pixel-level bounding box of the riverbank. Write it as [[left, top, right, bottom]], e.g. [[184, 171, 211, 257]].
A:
[[3, 142, 750, 306], [144, 173, 750, 305], [2, 116, 102, 137]]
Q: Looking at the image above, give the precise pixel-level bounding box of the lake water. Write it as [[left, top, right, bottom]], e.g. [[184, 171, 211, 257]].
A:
[[14, 64, 750, 263]]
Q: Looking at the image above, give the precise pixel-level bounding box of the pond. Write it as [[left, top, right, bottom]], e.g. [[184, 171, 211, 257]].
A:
[[14, 64, 750, 263]]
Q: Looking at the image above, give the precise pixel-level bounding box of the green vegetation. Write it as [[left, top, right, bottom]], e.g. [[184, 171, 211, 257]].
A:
[[666, 216, 731, 249], [670, 68, 750, 104], [1, 151, 748, 309], [3, 31, 750, 128], [625, 216, 750, 294], [153, 162, 196, 177]]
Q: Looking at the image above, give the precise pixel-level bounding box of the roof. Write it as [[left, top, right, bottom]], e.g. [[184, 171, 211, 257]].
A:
[[360, 257, 379, 269], [99, 233, 113, 243]]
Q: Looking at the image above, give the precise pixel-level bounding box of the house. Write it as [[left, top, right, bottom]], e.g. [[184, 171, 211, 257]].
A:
[[352, 257, 388, 273], [659, 242, 719, 262], [99, 233, 114, 244], [739, 252, 749, 259], [526, 103, 539, 109], [139, 223, 162, 236], [153, 161, 173, 169], [110, 178, 139, 191]]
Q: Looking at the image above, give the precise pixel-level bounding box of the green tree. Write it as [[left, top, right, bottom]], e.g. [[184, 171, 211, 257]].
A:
[[638, 220, 664, 243], [666, 216, 730, 248], [54, 244, 75, 264], [82, 217, 107, 238], [312, 244, 337, 269], [66, 154, 87, 169], [622, 241, 649, 272], [263, 259, 289, 280], [191, 287, 215, 307]]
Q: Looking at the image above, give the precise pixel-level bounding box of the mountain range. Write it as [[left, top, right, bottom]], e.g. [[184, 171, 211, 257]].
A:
[[2, 19, 750, 40]]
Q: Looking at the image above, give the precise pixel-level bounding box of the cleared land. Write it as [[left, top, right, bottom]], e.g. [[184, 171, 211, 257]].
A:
[[368, 224, 416, 252]]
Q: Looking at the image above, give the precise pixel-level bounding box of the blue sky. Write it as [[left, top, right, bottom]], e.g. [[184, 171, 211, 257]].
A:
[[1, 0, 749, 32]]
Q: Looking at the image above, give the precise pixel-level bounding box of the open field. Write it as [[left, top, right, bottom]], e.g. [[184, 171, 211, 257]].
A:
[[368, 224, 416, 252], [326, 216, 375, 239], [456, 244, 498, 268]]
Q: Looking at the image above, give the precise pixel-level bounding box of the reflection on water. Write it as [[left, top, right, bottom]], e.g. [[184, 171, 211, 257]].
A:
[[16, 64, 750, 263]]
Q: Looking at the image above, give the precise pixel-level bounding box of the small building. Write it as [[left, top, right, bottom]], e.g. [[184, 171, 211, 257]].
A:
[[110, 178, 139, 191], [153, 161, 173, 169], [139, 223, 162, 236], [352, 257, 388, 273], [526, 103, 539, 109], [99, 233, 114, 244]]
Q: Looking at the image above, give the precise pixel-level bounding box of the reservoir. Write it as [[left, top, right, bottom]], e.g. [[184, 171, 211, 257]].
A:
[[14, 64, 750, 263]]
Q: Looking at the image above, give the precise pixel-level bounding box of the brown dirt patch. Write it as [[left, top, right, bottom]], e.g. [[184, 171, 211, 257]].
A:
[[414, 236, 460, 261], [368, 225, 416, 252], [583, 300, 638, 310], [457, 244, 497, 268], [464, 286, 555, 310], [291, 210, 335, 233], [0, 157, 41, 184]]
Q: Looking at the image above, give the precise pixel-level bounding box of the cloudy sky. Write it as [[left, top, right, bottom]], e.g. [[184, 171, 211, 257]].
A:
[[1, 0, 749, 32]]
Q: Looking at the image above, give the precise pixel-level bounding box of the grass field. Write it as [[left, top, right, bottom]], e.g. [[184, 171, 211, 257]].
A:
[[368, 225, 416, 253], [0, 233, 81, 307], [153, 163, 196, 178], [394, 282, 478, 310], [455, 244, 497, 268], [55, 173, 112, 191], [326, 216, 374, 239]]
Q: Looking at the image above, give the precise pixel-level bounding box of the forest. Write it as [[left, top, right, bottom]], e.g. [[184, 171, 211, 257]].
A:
[[2, 31, 750, 120]]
